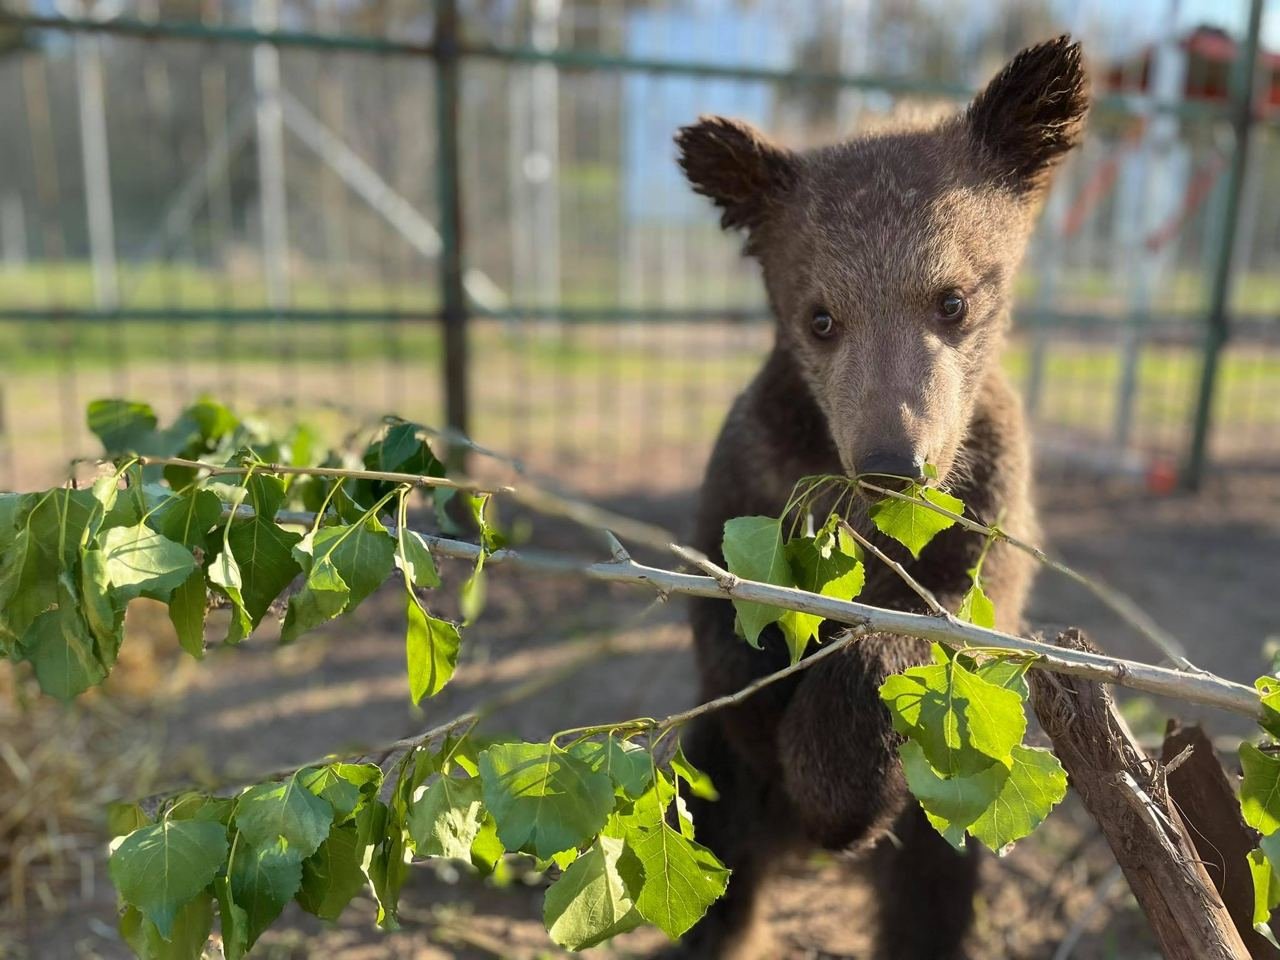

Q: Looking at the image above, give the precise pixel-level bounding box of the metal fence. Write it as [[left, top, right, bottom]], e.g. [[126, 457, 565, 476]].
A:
[[0, 0, 1276, 497]]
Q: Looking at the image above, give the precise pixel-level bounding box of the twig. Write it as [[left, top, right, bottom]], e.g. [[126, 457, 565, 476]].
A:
[[858, 479, 1197, 670], [837, 518, 951, 620], [260, 508, 1262, 719], [135, 454, 678, 554]]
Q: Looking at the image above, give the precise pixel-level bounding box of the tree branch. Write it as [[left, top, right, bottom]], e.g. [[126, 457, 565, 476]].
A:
[[858, 479, 1197, 670], [265, 508, 1258, 718]]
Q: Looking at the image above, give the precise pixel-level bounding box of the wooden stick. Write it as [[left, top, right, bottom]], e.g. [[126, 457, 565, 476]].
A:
[[1030, 629, 1250, 960], [1162, 721, 1280, 959]]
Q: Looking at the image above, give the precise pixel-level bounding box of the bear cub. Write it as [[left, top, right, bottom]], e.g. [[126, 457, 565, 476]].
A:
[[674, 36, 1088, 960]]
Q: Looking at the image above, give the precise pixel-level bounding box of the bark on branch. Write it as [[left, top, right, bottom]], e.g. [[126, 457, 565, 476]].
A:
[[1030, 629, 1250, 960]]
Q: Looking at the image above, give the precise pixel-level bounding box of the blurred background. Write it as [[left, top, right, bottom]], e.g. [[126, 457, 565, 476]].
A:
[[1, 0, 1280, 494], [1, 1, 1278, 958]]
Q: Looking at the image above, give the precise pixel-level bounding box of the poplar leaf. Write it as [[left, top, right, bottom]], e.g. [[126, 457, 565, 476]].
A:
[[101, 523, 196, 602], [397, 528, 441, 588], [109, 820, 228, 939], [479, 743, 615, 859], [296, 823, 367, 920], [228, 838, 303, 948], [234, 772, 334, 859], [406, 596, 461, 702], [957, 582, 996, 629], [570, 737, 654, 799], [626, 822, 729, 939], [868, 484, 962, 558], [21, 589, 107, 700], [721, 516, 792, 647], [899, 741, 1008, 849], [879, 657, 1025, 777], [543, 835, 644, 950], [968, 746, 1067, 852], [407, 775, 484, 860], [1241, 743, 1280, 836], [118, 892, 213, 960]]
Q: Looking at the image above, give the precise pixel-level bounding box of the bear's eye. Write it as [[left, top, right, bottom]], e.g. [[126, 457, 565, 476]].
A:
[[936, 290, 967, 324], [810, 310, 836, 340]]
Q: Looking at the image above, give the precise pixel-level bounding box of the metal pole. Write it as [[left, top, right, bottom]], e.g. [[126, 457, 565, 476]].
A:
[[253, 0, 289, 311], [1182, 0, 1263, 489], [435, 0, 470, 467], [74, 32, 119, 309]]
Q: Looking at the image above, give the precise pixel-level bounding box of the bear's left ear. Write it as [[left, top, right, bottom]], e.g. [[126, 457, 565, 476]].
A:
[[965, 35, 1089, 195], [675, 115, 798, 233]]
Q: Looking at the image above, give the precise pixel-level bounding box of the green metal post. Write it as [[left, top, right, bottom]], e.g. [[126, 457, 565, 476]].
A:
[[1182, 0, 1263, 489], [434, 0, 469, 469]]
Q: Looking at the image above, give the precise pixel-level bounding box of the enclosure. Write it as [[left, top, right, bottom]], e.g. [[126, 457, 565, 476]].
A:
[[2, 1, 1280, 958]]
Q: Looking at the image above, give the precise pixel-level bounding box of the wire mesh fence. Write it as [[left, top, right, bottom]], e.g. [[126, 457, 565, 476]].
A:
[[0, 0, 1277, 498]]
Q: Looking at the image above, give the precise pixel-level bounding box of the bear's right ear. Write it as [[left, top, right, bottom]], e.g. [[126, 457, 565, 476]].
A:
[[676, 115, 798, 232]]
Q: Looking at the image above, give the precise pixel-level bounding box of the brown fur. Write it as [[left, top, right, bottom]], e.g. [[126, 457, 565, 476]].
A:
[[671, 37, 1088, 960]]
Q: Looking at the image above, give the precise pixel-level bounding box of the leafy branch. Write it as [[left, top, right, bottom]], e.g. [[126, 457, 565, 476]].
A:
[[3, 396, 1272, 958]]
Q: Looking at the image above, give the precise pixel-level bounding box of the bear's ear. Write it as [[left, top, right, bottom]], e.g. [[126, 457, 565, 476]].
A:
[[676, 115, 798, 232], [965, 35, 1089, 195]]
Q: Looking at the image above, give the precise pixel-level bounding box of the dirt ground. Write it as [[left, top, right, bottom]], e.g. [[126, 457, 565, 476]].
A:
[[8, 474, 1280, 960]]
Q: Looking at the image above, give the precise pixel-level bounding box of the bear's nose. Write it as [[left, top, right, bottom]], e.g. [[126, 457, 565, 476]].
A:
[[854, 452, 925, 491]]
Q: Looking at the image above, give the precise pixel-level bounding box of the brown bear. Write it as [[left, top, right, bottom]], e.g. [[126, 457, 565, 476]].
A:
[[674, 36, 1088, 960]]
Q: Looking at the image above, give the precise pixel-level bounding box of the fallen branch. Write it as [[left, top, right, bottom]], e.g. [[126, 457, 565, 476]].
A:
[[1030, 629, 1250, 960]]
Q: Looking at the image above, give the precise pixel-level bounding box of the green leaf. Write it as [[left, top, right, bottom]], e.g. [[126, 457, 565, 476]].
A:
[[108, 802, 152, 840], [281, 562, 350, 644], [1, 490, 96, 643], [968, 656, 1031, 700], [165, 794, 236, 824], [397, 528, 441, 588], [479, 742, 615, 859], [543, 835, 644, 950], [299, 764, 380, 824], [868, 485, 962, 558], [1258, 678, 1280, 741], [355, 799, 407, 930], [460, 552, 486, 625], [570, 737, 653, 799], [968, 745, 1067, 852], [899, 740, 1008, 849], [1241, 743, 1280, 836], [148, 489, 223, 551], [407, 774, 485, 860], [671, 744, 719, 802], [229, 837, 303, 948], [957, 581, 996, 629], [119, 891, 213, 960], [781, 517, 865, 660], [406, 595, 461, 703], [1250, 847, 1280, 945], [470, 813, 505, 876], [109, 819, 228, 939], [627, 821, 729, 939], [88, 399, 158, 453], [221, 516, 302, 641], [721, 516, 793, 647], [20, 586, 107, 700], [214, 875, 248, 960], [879, 657, 1025, 777], [234, 772, 334, 859], [207, 544, 251, 645], [101, 523, 196, 602], [81, 547, 125, 664], [296, 822, 367, 921], [282, 517, 396, 643]]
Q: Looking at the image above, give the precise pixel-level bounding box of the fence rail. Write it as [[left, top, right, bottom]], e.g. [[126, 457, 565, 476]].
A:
[[0, 0, 1275, 493]]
